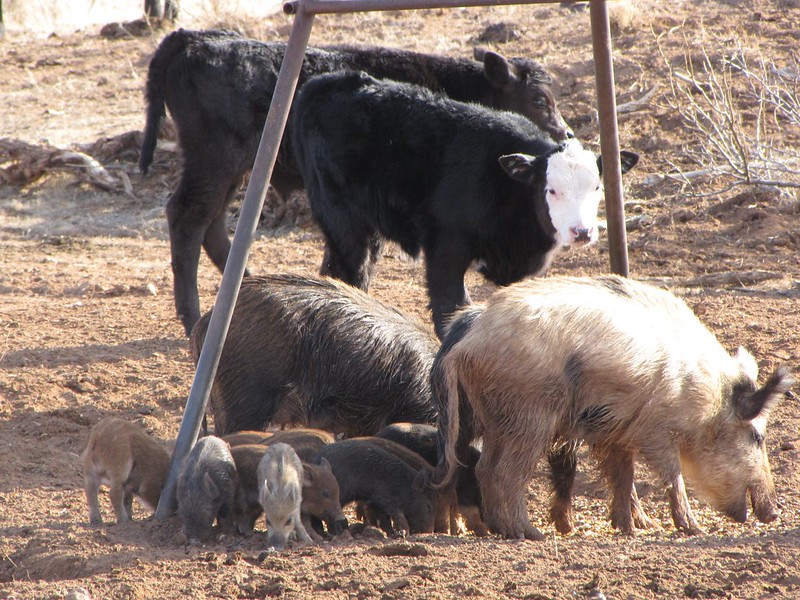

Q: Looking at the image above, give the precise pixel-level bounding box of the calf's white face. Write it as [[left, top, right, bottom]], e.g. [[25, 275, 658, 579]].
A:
[[499, 139, 639, 247], [543, 140, 603, 246]]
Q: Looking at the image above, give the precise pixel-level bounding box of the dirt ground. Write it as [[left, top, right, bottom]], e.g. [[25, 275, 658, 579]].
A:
[[2, 1, 800, 598]]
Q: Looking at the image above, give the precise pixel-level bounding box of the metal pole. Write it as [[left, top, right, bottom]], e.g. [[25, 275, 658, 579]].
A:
[[285, 0, 582, 15], [154, 1, 317, 519], [589, 0, 628, 276]]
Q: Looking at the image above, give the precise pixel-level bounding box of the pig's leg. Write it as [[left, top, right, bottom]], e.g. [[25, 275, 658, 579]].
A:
[[665, 473, 703, 534], [301, 514, 324, 542], [394, 512, 411, 535], [84, 470, 103, 525], [595, 446, 635, 533], [293, 509, 313, 545], [460, 505, 489, 536], [642, 448, 703, 534], [477, 433, 544, 541], [123, 488, 134, 520], [546, 441, 578, 534], [630, 486, 657, 530], [109, 479, 131, 523]]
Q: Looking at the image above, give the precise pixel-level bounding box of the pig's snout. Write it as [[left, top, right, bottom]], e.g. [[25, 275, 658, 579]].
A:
[[330, 517, 349, 536], [748, 482, 780, 524], [266, 534, 288, 551]]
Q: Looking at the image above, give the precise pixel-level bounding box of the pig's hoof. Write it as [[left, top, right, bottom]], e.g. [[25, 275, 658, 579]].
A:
[[524, 527, 545, 542]]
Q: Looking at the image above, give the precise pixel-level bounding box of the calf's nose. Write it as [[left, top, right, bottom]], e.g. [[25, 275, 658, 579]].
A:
[[571, 226, 593, 243]]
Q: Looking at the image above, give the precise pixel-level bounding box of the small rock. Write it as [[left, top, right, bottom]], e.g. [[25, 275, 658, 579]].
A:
[[382, 578, 410, 592], [65, 588, 92, 600], [360, 525, 387, 540], [370, 542, 429, 558], [476, 22, 521, 43]]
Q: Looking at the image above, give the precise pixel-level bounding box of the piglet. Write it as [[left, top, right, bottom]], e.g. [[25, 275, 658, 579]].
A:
[[82, 417, 170, 525], [176, 435, 238, 543], [317, 439, 436, 535], [257, 443, 312, 550]]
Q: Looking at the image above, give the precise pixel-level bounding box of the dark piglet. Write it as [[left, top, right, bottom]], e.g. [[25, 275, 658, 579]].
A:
[[374, 423, 486, 535], [352, 436, 455, 534], [176, 435, 239, 543], [190, 274, 438, 436], [317, 439, 436, 535], [139, 29, 572, 336]]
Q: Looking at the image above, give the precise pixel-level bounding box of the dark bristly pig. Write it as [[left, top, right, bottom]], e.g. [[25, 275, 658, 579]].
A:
[[82, 417, 170, 525], [139, 28, 572, 336], [317, 439, 436, 535], [433, 275, 793, 539], [176, 435, 239, 543], [190, 274, 438, 437], [257, 443, 312, 550]]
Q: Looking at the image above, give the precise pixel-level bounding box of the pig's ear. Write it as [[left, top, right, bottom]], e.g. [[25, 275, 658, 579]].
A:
[[735, 366, 794, 422], [202, 472, 220, 499], [412, 469, 430, 492], [318, 457, 333, 473], [302, 463, 314, 488], [735, 347, 759, 381]]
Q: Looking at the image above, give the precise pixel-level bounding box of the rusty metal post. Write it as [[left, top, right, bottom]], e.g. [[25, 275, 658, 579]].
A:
[[589, 0, 628, 276], [155, 1, 316, 520]]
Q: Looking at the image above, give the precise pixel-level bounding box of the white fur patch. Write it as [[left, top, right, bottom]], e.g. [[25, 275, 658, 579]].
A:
[[735, 346, 759, 382], [544, 139, 603, 247]]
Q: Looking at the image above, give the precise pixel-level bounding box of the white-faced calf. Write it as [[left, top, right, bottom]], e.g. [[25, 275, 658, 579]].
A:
[[291, 71, 639, 337]]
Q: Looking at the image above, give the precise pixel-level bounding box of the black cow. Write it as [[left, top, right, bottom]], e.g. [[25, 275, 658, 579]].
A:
[[291, 71, 639, 338], [138, 28, 572, 336]]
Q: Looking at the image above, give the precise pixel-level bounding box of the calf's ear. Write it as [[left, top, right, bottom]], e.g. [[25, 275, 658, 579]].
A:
[[597, 150, 640, 176], [482, 51, 515, 88], [499, 153, 539, 185]]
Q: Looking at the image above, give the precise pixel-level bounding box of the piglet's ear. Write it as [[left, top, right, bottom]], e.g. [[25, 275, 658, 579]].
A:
[[499, 153, 538, 184], [735, 365, 794, 422], [203, 472, 220, 500], [302, 463, 314, 487], [597, 150, 640, 177]]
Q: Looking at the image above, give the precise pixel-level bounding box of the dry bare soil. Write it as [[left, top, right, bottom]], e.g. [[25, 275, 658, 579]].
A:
[[2, 1, 800, 598]]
